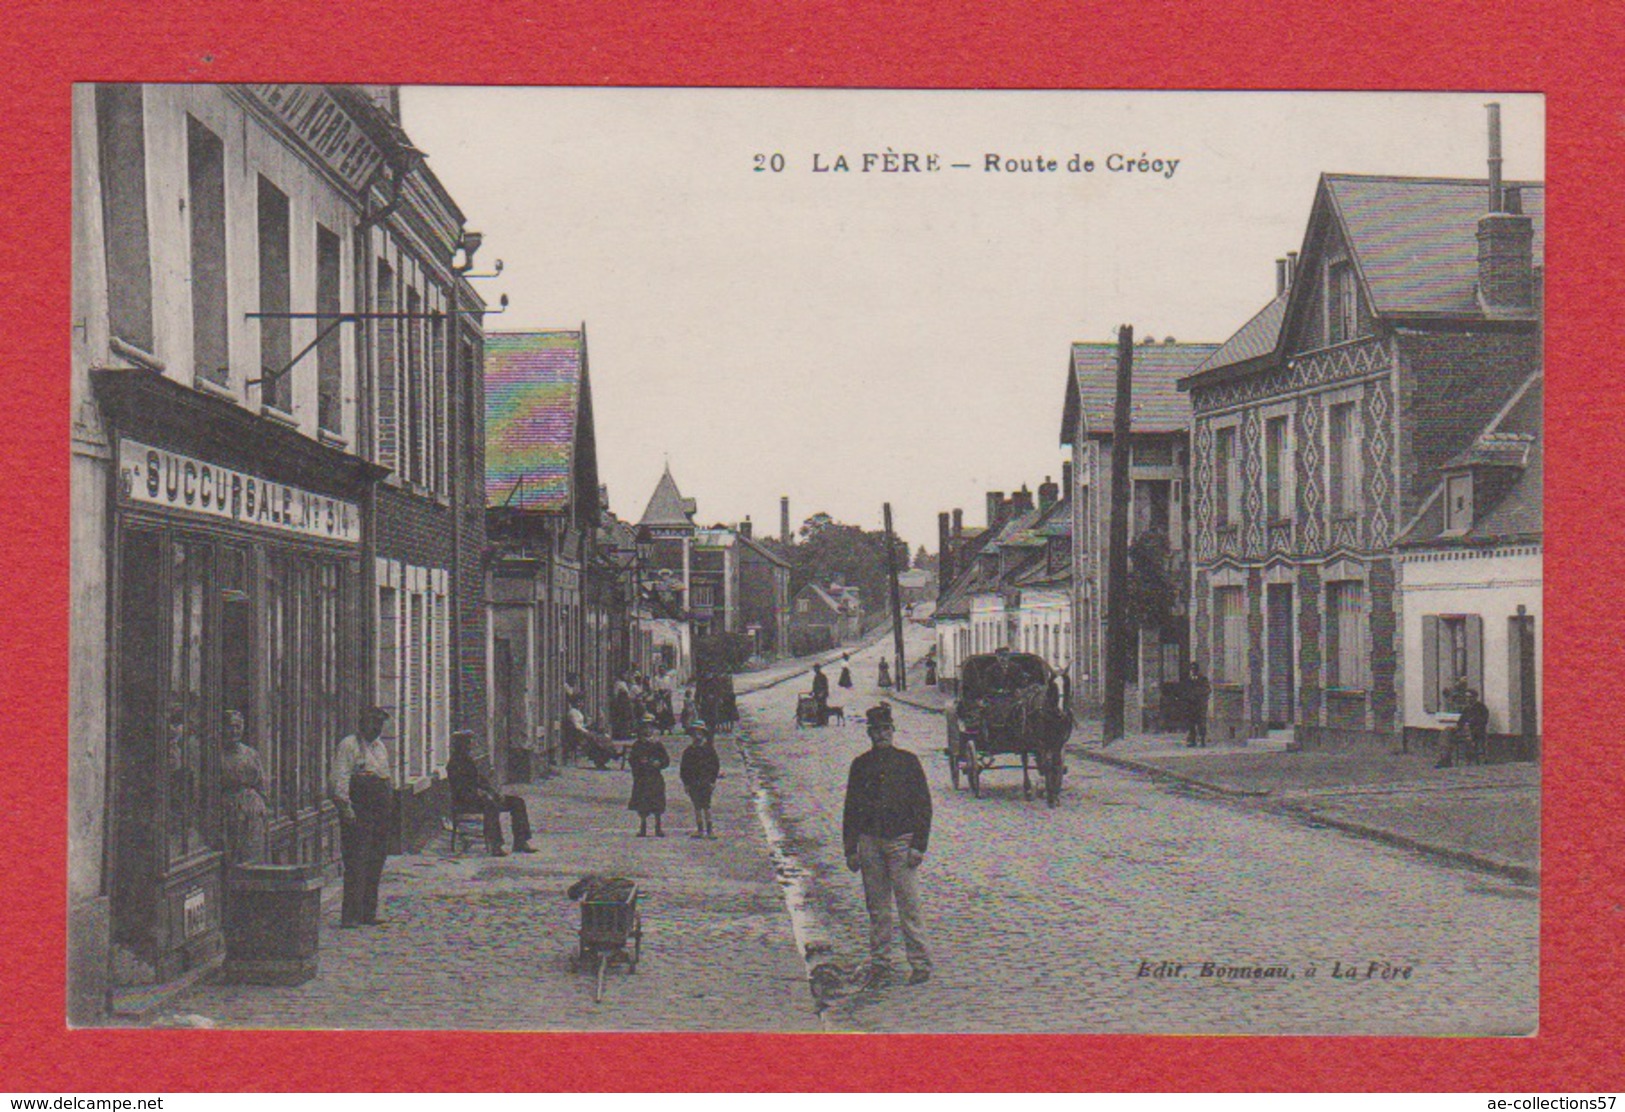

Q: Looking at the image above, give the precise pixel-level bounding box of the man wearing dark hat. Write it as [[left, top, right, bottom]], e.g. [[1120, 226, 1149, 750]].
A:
[[331, 706, 395, 927], [842, 702, 933, 985], [447, 730, 535, 856]]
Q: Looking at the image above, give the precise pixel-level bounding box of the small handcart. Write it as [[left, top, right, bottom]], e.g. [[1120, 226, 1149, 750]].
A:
[[569, 877, 642, 1002]]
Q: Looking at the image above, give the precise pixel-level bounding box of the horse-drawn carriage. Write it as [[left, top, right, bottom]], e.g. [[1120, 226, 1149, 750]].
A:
[[945, 650, 1073, 807]]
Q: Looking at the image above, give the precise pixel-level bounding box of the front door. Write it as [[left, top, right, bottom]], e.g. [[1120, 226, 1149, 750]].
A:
[[1266, 584, 1294, 729]]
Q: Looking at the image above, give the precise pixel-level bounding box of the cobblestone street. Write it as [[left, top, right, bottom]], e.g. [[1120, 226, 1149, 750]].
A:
[[741, 627, 1539, 1035], [160, 732, 816, 1031]]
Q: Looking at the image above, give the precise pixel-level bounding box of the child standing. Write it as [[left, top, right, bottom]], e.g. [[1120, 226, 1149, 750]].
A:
[[679, 721, 722, 839], [627, 716, 671, 837]]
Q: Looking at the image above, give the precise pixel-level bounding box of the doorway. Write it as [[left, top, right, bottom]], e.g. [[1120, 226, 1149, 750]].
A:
[[1266, 583, 1295, 729]]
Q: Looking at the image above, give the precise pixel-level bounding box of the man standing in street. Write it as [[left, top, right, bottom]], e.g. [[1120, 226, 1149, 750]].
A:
[[842, 703, 933, 985], [332, 706, 395, 928], [1185, 662, 1211, 749], [1458, 688, 1491, 766]]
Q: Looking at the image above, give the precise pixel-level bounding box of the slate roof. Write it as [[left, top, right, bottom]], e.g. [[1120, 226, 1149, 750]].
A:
[[737, 531, 792, 569], [639, 466, 696, 529], [486, 331, 587, 512], [1401, 374, 1542, 548], [1324, 174, 1544, 319], [1062, 341, 1219, 443]]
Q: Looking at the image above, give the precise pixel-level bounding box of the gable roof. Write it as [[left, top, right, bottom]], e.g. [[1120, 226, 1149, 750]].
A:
[[736, 531, 792, 569], [486, 330, 591, 512], [796, 582, 843, 614], [1400, 374, 1542, 548], [1323, 174, 1544, 320], [639, 466, 696, 529], [1188, 291, 1289, 380], [1062, 341, 1219, 444]]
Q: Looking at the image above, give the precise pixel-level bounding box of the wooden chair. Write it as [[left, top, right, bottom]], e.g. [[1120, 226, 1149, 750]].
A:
[[444, 792, 486, 855]]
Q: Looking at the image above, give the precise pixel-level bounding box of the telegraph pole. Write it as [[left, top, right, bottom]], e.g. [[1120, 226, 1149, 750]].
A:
[[884, 502, 908, 691], [1103, 325, 1134, 744]]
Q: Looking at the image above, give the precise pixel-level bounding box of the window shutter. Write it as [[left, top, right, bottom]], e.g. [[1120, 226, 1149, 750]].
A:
[[1422, 615, 1439, 713], [1466, 613, 1484, 696]]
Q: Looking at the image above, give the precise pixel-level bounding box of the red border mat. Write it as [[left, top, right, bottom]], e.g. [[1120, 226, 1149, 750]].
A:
[[2, 0, 1621, 1091]]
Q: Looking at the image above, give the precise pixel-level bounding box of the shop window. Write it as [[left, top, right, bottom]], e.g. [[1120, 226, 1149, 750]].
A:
[[96, 84, 154, 357], [166, 541, 214, 864], [257, 177, 292, 414], [1213, 586, 1246, 684], [316, 224, 342, 434], [187, 116, 228, 388], [1326, 579, 1368, 690]]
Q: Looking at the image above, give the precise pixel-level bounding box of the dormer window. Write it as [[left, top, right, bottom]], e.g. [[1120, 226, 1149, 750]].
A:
[[1444, 472, 1474, 533], [1327, 259, 1357, 345]]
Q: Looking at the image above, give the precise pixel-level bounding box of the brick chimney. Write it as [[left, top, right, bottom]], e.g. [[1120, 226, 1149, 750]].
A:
[[1011, 485, 1035, 516], [1038, 475, 1059, 513], [779, 496, 790, 544], [1478, 102, 1534, 311], [986, 491, 1005, 529], [1062, 460, 1074, 495], [937, 511, 954, 585], [952, 508, 963, 537], [739, 517, 752, 539]]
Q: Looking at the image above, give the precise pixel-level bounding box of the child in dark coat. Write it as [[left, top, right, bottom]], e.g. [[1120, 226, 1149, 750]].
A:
[[627, 718, 671, 837], [679, 722, 722, 839]]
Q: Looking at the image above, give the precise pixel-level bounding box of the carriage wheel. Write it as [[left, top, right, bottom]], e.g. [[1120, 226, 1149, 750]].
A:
[[630, 917, 643, 973], [1021, 751, 1033, 800], [966, 739, 982, 798], [1042, 751, 1063, 808], [595, 952, 609, 1002], [946, 714, 962, 790]]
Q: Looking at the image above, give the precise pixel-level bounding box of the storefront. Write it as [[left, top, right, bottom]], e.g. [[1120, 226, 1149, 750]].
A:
[[93, 370, 379, 995]]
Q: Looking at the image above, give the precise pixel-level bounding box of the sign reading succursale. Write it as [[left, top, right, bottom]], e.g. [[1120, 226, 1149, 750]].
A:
[[118, 438, 361, 545]]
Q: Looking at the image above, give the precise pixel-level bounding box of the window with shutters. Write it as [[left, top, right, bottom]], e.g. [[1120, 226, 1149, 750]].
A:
[[316, 225, 343, 434], [257, 177, 292, 414], [375, 260, 398, 472], [1265, 414, 1292, 521], [1423, 612, 1483, 712], [187, 116, 228, 388], [1325, 580, 1368, 690], [1215, 424, 1240, 528], [1327, 401, 1361, 519], [1327, 260, 1357, 345], [96, 84, 155, 359]]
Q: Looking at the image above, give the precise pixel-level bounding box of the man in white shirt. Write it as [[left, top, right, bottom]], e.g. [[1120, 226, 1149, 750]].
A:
[[331, 706, 394, 927]]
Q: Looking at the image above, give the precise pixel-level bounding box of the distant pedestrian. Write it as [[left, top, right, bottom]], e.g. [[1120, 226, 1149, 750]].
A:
[[332, 706, 394, 928], [1185, 663, 1210, 749], [627, 717, 671, 838], [877, 658, 893, 689], [924, 654, 938, 687], [447, 730, 535, 857], [611, 674, 635, 741], [842, 703, 933, 985], [679, 721, 721, 839], [838, 654, 854, 690]]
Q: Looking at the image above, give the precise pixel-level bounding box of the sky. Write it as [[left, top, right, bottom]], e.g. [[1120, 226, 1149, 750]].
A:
[[398, 89, 1543, 551]]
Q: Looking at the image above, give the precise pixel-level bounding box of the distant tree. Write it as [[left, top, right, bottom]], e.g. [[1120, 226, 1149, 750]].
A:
[[912, 545, 938, 572], [799, 512, 835, 542], [787, 516, 909, 625]]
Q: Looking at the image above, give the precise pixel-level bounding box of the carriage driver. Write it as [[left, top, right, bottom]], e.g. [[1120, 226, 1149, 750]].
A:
[[842, 702, 933, 986]]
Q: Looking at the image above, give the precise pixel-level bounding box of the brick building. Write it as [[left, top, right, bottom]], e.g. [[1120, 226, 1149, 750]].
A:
[[485, 330, 601, 783], [1062, 340, 1216, 726], [1180, 128, 1542, 748]]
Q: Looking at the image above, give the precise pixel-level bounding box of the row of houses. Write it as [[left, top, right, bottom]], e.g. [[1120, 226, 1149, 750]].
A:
[[934, 109, 1542, 762], [67, 83, 795, 1023]]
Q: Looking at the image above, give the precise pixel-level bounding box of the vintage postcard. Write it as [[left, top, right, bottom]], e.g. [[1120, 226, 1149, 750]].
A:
[[68, 86, 1542, 1035]]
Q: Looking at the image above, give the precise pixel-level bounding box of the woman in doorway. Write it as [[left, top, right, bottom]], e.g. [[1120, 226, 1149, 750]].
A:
[[219, 709, 269, 864]]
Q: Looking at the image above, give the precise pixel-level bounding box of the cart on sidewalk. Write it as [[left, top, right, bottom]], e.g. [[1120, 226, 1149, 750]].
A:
[[567, 876, 643, 1002]]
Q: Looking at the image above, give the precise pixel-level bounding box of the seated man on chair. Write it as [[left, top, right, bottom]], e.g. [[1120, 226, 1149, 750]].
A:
[[447, 730, 535, 857]]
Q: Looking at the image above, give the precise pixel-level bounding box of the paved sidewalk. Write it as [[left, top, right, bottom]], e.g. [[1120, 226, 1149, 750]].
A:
[[891, 681, 1538, 882], [152, 733, 818, 1031]]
